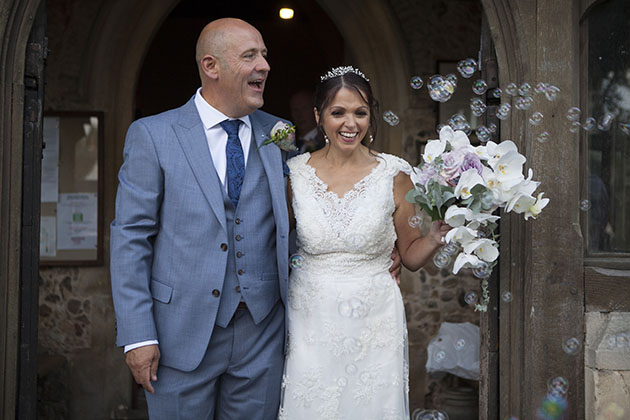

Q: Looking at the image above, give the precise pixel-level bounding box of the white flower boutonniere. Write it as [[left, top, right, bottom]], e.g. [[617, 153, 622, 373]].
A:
[[259, 121, 297, 152]]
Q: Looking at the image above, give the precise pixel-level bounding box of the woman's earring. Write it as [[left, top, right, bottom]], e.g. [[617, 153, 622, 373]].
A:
[[369, 133, 374, 143], [324, 132, 330, 144]]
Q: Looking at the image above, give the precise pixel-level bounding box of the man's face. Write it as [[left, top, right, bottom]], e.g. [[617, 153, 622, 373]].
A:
[[216, 26, 270, 118]]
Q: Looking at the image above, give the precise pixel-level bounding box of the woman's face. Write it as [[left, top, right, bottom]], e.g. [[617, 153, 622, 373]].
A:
[[316, 87, 370, 151]]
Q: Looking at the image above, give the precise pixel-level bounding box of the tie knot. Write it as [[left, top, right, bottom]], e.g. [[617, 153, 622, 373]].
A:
[[220, 119, 242, 136]]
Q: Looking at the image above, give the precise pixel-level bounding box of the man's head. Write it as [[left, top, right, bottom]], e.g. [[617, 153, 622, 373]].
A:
[[196, 18, 270, 118]]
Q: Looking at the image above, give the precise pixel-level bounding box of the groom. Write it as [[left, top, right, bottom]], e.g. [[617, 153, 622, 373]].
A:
[[110, 18, 289, 419]]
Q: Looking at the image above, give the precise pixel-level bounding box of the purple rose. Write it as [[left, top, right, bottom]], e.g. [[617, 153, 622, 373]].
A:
[[442, 149, 467, 180], [461, 152, 483, 175]]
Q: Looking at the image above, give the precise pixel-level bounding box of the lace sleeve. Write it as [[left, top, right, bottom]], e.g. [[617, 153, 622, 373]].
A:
[[379, 153, 414, 177]]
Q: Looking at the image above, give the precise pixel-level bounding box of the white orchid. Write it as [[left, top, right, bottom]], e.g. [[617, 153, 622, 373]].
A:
[[463, 238, 499, 262], [524, 193, 550, 220], [439, 126, 472, 151], [486, 140, 518, 168], [444, 205, 473, 227], [493, 151, 526, 186], [445, 226, 477, 245], [423, 139, 446, 164], [453, 252, 482, 274], [472, 144, 490, 161], [467, 212, 500, 226], [454, 168, 485, 199]]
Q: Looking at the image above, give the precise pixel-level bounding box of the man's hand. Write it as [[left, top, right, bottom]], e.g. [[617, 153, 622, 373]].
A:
[[126, 344, 160, 394], [389, 246, 402, 284]]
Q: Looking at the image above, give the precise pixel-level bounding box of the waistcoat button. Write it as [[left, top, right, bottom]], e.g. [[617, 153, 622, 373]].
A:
[[235, 285, 241, 293], [235, 218, 241, 224], [235, 235, 242, 241], [236, 251, 243, 258], [220, 243, 228, 251], [238, 269, 244, 275], [212, 289, 220, 297]]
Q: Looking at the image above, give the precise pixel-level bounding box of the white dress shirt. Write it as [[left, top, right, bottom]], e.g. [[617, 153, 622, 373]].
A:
[[124, 89, 252, 353]]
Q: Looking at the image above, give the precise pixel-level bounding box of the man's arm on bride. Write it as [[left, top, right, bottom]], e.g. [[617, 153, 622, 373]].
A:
[[392, 172, 451, 271]]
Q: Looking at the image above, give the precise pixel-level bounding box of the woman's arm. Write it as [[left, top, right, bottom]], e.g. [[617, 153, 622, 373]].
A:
[[392, 172, 451, 271]]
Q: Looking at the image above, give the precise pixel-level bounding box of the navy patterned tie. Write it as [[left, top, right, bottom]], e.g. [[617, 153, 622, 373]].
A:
[[220, 119, 244, 208]]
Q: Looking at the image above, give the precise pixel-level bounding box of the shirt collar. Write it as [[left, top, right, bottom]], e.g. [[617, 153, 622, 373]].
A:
[[194, 88, 251, 131]]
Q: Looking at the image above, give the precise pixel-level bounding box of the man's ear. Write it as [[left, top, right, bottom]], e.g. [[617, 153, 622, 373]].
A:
[[200, 54, 219, 80]]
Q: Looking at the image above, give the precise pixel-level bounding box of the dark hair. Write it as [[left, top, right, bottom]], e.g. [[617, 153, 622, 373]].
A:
[[314, 70, 380, 145]]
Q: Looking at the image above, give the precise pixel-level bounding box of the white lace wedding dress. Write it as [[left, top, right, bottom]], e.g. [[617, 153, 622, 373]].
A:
[[278, 152, 412, 420]]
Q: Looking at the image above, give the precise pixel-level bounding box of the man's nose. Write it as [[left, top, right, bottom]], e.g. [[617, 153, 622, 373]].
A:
[[257, 55, 270, 72]]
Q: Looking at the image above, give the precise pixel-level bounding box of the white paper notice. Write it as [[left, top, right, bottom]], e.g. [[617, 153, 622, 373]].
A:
[[40, 216, 57, 257], [57, 193, 97, 250], [41, 117, 60, 203]]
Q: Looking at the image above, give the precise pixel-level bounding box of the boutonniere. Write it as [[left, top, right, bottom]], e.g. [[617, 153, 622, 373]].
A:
[[259, 121, 298, 152]]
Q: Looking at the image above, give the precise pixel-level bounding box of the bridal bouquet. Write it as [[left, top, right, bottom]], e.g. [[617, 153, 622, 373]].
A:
[[406, 126, 549, 311]]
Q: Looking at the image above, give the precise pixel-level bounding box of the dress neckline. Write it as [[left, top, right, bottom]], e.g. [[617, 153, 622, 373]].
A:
[[302, 152, 384, 201]]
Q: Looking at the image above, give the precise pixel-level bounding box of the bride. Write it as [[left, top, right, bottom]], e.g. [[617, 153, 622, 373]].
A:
[[277, 66, 450, 420]]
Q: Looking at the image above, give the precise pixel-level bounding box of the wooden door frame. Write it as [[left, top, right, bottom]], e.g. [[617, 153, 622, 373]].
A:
[[0, 0, 44, 418]]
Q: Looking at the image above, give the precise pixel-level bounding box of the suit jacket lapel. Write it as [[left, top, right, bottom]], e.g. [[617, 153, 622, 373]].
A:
[[173, 98, 227, 232], [251, 113, 288, 229]]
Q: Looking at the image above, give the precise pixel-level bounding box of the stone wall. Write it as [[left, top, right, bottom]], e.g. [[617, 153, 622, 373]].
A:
[[585, 312, 630, 419]]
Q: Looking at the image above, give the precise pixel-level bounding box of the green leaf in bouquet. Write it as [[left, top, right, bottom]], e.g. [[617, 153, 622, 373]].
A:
[[405, 188, 418, 204], [461, 197, 474, 206]]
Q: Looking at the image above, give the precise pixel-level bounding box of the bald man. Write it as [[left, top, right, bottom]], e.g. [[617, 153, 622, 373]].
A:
[[110, 18, 290, 419]]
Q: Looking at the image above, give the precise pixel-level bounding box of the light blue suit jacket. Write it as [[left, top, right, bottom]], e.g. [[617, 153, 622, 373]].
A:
[[110, 97, 290, 371]]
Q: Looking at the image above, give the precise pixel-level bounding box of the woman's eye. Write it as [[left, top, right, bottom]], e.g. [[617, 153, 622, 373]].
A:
[[331, 111, 343, 116], [356, 111, 368, 116]]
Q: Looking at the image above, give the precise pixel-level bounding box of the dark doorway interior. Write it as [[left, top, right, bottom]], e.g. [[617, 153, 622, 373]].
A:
[[135, 0, 345, 120]]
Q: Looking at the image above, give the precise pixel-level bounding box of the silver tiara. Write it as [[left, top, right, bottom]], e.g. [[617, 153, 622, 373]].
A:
[[320, 66, 369, 82]]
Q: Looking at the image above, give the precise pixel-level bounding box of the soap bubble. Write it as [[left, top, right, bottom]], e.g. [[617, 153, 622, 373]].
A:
[[569, 121, 581, 133], [470, 97, 487, 116], [502, 291, 513, 303], [473, 261, 492, 279], [410, 76, 424, 89], [464, 291, 478, 305], [535, 82, 549, 93], [476, 125, 491, 143], [583, 117, 596, 131], [548, 376, 569, 396], [456, 58, 477, 78], [536, 131, 550, 144], [505, 82, 518, 96], [598, 113, 614, 131], [408, 215, 423, 228], [529, 111, 544, 126], [515, 96, 534, 110], [434, 350, 447, 362], [337, 377, 348, 387], [488, 123, 497, 133], [544, 85, 560, 101], [619, 122, 630, 135], [448, 114, 471, 134], [345, 364, 357, 375], [562, 337, 581, 355], [472, 79, 489, 95], [446, 73, 458, 87], [579, 199, 591, 211], [491, 88, 502, 98], [383, 110, 400, 126], [433, 252, 450, 268], [428, 75, 456, 102], [442, 242, 460, 256], [290, 254, 304, 269], [413, 409, 450, 420], [497, 103, 511, 120], [518, 82, 532, 96], [566, 107, 581, 121], [455, 338, 466, 350]]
